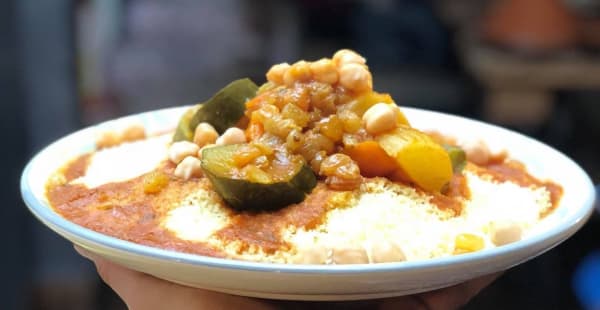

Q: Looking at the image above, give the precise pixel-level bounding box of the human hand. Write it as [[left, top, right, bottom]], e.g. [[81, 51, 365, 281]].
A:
[[75, 246, 499, 310]]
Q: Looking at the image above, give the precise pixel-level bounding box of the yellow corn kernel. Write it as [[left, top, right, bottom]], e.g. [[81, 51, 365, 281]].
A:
[[454, 233, 485, 254], [143, 171, 170, 194]]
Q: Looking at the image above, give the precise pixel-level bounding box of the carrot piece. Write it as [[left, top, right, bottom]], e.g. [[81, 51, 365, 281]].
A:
[[245, 119, 264, 141], [245, 93, 266, 112], [344, 141, 398, 177]]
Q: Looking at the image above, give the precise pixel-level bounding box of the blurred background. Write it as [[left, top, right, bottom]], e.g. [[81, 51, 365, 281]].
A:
[[2, 0, 600, 309]]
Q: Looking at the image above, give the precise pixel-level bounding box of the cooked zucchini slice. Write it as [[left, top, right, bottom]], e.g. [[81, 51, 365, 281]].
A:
[[172, 105, 201, 142], [201, 144, 317, 211], [443, 144, 467, 174], [190, 78, 258, 134]]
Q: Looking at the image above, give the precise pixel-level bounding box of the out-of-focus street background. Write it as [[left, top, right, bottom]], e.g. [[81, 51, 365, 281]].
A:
[[2, 0, 599, 309]]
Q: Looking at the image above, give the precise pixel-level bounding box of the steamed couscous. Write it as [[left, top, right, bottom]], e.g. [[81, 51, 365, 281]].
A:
[[45, 50, 562, 264]]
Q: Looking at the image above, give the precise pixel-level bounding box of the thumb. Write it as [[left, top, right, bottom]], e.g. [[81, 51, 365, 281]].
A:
[[74, 245, 273, 310]]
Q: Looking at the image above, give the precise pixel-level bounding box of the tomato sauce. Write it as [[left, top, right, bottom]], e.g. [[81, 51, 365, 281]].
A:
[[472, 159, 563, 217], [47, 165, 222, 257], [46, 152, 562, 256]]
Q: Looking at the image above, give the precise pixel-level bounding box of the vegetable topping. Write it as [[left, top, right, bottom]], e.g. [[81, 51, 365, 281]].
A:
[[170, 49, 467, 210]]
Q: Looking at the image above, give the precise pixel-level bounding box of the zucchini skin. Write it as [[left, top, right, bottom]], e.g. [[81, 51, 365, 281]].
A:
[[172, 78, 258, 142], [443, 144, 467, 174], [190, 78, 258, 134], [172, 106, 200, 142], [201, 145, 317, 211]]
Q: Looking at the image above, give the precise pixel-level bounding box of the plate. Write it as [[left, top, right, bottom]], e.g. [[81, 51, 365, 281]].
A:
[[21, 107, 597, 301]]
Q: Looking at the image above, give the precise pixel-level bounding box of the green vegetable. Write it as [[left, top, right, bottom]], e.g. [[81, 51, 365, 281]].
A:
[[201, 144, 317, 211], [190, 78, 258, 134], [172, 106, 201, 142], [172, 78, 258, 142], [443, 144, 467, 174]]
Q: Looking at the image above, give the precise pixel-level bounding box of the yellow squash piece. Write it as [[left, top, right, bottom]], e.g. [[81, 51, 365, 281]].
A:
[[347, 92, 410, 126], [377, 126, 453, 192]]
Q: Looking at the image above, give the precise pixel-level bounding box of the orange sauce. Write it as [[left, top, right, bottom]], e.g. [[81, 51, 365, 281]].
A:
[[430, 174, 471, 215], [472, 159, 563, 217], [46, 151, 563, 255], [47, 164, 222, 257], [215, 185, 335, 254]]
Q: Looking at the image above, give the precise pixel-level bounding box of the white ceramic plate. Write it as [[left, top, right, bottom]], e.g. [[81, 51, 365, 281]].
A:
[[21, 107, 597, 301]]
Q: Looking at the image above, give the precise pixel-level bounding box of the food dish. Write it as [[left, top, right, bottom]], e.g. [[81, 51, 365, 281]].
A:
[[22, 106, 596, 300], [44, 51, 561, 265], [21, 50, 596, 300]]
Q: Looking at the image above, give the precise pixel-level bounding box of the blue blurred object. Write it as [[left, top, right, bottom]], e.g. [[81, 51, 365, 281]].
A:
[[572, 185, 600, 310], [573, 250, 600, 310], [596, 185, 600, 212]]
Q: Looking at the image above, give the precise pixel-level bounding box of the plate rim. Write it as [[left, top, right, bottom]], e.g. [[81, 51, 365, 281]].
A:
[[20, 106, 598, 275]]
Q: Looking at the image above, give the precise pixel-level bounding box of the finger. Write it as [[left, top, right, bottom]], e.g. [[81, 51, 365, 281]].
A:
[[74, 246, 273, 310], [417, 273, 502, 310], [378, 295, 430, 310], [379, 273, 501, 310], [75, 246, 182, 309]]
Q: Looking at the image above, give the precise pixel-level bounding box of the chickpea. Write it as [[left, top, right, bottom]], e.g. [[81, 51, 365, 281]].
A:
[[121, 123, 146, 142], [332, 246, 369, 264], [283, 60, 311, 86], [461, 140, 491, 165], [168, 141, 200, 164], [174, 156, 203, 180], [362, 103, 398, 135], [310, 58, 338, 84], [490, 220, 523, 246], [96, 130, 120, 149], [193, 122, 219, 147], [338, 63, 372, 93], [292, 244, 329, 264], [266, 62, 290, 85], [332, 49, 366, 67], [216, 127, 247, 145], [369, 240, 406, 263], [96, 122, 147, 149]]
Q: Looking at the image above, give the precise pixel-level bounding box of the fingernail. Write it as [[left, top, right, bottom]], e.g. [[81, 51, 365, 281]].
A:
[[74, 245, 96, 261]]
